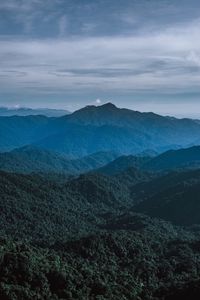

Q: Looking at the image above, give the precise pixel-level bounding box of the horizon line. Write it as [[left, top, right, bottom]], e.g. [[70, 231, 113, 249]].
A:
[[0, 102, 200, 120]]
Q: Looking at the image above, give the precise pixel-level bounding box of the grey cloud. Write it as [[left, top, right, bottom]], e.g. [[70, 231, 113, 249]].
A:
[[0, 2, 200, 116], [0, 19, 200, 93]]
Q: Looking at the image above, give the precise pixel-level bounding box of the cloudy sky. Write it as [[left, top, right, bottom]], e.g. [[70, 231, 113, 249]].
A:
[[0, 0, 200, 117]]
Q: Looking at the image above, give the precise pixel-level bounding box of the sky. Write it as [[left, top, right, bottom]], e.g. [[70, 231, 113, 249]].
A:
[[0, 0, 200, 117]]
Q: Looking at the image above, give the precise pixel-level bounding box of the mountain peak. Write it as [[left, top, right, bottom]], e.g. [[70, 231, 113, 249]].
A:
[[84, 102, 118, 111], [69, 102, 118, 117], [99, 102, 118, 110]]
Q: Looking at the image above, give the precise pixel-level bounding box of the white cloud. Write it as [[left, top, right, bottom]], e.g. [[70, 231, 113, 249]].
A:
[[14, 104, 21, 109], [95, 99, 101, 104]]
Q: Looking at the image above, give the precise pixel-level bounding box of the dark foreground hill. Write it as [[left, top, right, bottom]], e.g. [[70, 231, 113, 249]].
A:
[[0, 171, 133, 243], [1, 214, 200, 300], [2, 166, 200, 240], [1, 169, 200, 299], [133, 169, 200, 225]]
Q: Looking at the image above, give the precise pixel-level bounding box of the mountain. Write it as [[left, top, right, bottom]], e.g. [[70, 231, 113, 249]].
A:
[[95, 155, 150, 175], [63, 102, 172, 128], [1, 103, 200, 156], [143, 146, 200, 171], [31, 103, 200, 155], [0, 107, 70, 117], [0, 146, 119, 174], [63, 103, 200, 144], [36, 123, 156, 157], [133, 169, 200, 226]]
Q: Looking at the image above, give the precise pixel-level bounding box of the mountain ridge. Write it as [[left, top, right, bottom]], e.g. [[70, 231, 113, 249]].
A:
[[0, 106, 70, 117], [143, 145, 200, 171], [0, 146, 119, 174], [1, 103, 200, 156]]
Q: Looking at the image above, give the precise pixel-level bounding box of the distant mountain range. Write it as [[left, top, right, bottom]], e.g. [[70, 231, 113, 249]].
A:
[[0, 106, 70, 117], [0, 103, 200, 156]]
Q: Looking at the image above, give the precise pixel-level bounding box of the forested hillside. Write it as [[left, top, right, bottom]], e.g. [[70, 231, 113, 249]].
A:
[[1, 167, 200, 299], [1, 104, 200, 299], [143, 146, 200, 171], [133, 169, 200, 225], [95, 155, 150, 175], [0, 146, 119, 174]]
